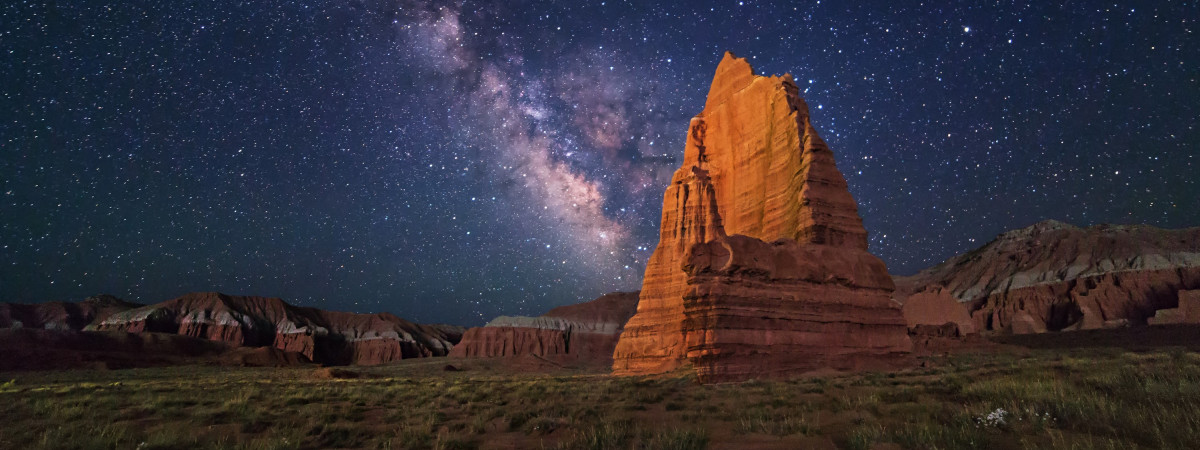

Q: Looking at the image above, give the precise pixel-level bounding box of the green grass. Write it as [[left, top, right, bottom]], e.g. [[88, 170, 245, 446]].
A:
[[1, 348, 1199, 449], [556, 419, 633, 450], [642, 428, 709, 450], [845, 423, 885, 450], [734, 408, 817, 436]]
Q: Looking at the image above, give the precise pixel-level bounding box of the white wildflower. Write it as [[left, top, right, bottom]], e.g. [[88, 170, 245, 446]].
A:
[[975, 407, 1008, 428]]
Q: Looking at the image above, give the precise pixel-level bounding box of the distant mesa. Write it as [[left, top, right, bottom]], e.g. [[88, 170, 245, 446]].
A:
[[0, 291, 463, 369], [451, 291, 639, 367], [612, 52, 912, 383], [896, 220, 1200, 334], [0, 294, 142, 331], [95, 292, 463, 365]]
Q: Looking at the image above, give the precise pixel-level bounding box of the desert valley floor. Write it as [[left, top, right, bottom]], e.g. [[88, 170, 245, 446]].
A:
[[4, 326, 1200, 450]]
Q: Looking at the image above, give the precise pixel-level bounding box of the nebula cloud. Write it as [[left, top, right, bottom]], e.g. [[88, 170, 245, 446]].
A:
[[397, 2, 641, 277], [398, 4, 471, 73]]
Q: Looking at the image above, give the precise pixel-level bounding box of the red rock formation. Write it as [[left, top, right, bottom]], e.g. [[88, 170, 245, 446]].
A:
[[315, 310, 462, 365], [450, 291, 639, 366], [95, 292, 462, 365], [896, 220, 1200, 334], [452, 328, 570, 357], [612, 52, 911, 382], [1149, 290, 1200, 325], [1010, 311, 1047, 335], [0, 295, 141, 331], [897, 288, 976, 334], [905, 322, 1003, 356]]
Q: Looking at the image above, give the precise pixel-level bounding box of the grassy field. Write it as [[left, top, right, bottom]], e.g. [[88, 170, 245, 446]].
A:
[[1, 346, 1199, 450]]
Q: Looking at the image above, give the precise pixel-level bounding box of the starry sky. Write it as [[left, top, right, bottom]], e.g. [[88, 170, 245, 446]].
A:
[[3, 1, 1198, 326]]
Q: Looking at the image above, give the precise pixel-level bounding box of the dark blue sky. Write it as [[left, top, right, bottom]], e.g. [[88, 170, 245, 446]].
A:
[[3, 1, 1197, 326]]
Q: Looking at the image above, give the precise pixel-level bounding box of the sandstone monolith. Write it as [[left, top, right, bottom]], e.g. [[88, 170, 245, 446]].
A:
[[612, 52, 911, 382]]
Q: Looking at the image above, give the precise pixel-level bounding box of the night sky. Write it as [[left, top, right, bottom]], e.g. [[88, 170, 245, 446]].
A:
[[3, 1, 1197, 326]]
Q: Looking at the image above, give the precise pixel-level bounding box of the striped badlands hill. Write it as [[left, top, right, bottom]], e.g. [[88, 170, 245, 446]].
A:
[[896, 220, 1200, 334], [94, 292, 463, 365]]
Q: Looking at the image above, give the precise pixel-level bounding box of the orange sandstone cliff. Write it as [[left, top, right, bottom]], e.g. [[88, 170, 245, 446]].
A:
[[611, 52, 912, 382]]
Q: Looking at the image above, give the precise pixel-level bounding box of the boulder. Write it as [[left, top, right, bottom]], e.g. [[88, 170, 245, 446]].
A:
[[1011, 311, 1047, 335], [898, 288, 976, 334]]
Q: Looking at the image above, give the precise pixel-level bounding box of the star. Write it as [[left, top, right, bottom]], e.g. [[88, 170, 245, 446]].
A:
[[0, 0, 1195, 326]]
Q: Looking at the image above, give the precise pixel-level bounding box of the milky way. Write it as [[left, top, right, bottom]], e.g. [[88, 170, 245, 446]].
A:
[[2, 1, 1197, 325]]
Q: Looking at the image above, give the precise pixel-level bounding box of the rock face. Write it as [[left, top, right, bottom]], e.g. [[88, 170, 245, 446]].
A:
[[0, 295, 141, 330], [612, 52, 912, 382], [1149, 290, 1200, 325], [95, 292, 463, 365], [896, 288, 976, 334], [450, 291, 639, 366], [896, 220, 1200, 334]]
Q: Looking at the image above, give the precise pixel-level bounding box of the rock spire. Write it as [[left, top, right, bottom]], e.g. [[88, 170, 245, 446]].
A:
[[612, 52, 911, 382]]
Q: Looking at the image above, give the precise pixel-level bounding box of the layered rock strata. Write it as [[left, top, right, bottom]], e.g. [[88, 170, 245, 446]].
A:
[[612, 52, 911, 382], [95, 292, 462, 365], [450, 291, 639, 366], [896, 220, 1200, 334]]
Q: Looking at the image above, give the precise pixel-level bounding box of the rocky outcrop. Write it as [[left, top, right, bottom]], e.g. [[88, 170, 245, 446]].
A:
[[1149, 290, 1200, 325], [450, 291, 639, 366], [452, 327, 570, 358], [0, 295, 141, 330], [897, 288, 976, 334], [896, 220, 1200, 334], [612, 52, 911, 382], [94, 292, 462, 365]]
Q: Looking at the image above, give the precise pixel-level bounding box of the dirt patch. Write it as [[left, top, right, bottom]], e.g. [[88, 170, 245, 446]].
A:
[[312, 367, 362, 379]]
